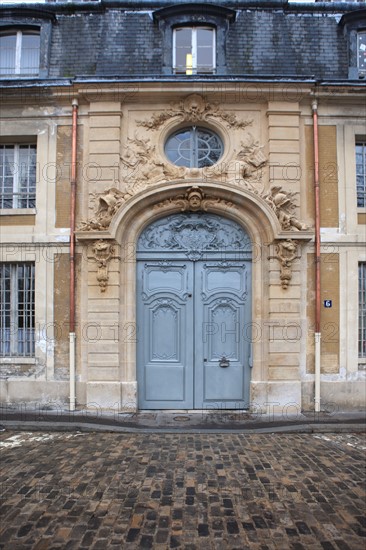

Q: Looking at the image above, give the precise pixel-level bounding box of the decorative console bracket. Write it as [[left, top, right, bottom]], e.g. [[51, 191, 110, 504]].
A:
[[272, 239, 300, 289], [90, 239, 115, 292]]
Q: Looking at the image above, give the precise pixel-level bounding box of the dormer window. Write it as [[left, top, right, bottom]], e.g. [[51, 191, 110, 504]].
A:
[[0, 30, 40, 76], [173, 27, 216, 75], [153, 3, 236, 76], [358, 31, 366, 75]]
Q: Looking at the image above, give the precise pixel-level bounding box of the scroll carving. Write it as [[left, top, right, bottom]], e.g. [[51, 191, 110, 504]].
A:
[[90, 239, 115, 292], [275, 239, 299, 289], [136, 94, 253, 130]]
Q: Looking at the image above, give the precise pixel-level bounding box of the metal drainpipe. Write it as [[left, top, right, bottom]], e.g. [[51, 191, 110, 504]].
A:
[[312, 99, 321, 413], [69, 98, 78, 412]]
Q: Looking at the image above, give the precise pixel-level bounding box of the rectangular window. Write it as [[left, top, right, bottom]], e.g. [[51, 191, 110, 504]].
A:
[[0, 30, 40, 76], [173, 27, 215, 75], [359, 262, 366, 359], [0, 144, 36, 209], [358, 31, 366, 74], [356, 141, 366, 208], [0, 263, 35, 357]]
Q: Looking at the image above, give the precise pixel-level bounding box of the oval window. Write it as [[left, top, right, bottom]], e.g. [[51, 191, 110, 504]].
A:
[[165, 127, 223, 168]]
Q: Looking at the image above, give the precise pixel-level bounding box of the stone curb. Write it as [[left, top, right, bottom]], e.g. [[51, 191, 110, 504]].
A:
[[0, 420, 365, 434]]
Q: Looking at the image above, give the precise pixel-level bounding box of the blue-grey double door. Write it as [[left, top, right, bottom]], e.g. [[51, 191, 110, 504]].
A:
[[136, 213, 252, 410]]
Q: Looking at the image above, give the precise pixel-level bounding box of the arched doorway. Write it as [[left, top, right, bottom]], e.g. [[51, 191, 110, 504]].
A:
[[136, 212, 252, 409]]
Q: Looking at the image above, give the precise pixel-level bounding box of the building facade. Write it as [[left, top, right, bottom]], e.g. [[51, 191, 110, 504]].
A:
[[0, 0, 365, 413]]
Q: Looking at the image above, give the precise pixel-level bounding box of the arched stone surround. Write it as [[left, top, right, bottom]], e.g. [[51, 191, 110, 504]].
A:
[[76, 181, 312, 411]]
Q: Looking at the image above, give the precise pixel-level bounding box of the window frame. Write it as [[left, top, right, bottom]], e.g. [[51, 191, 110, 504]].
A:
[[357, 30, 366, 75], [359, 262, 366, 359], [0, 29, 40, 76], [0, 10, 55, 80], [165, 126, 224, 168], [172, 26, 216, 75], [0, 143, 37, 209], [356, 140, 366, 208], [0, 263, 35, 358], [340, 10, 366, 79], [153, 4, 236, 76]]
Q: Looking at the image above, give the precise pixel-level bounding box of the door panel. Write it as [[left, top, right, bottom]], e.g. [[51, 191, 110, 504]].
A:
[[136, 212, 252, 410], [137, 261, 194, 408], [194, 262, 251, 408]]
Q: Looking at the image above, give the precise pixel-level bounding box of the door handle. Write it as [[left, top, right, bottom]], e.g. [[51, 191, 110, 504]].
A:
[[219, 356, 230, 368]]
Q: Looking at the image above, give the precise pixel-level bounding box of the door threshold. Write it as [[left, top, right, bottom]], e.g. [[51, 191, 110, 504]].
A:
[[138, 409, 250, 414]]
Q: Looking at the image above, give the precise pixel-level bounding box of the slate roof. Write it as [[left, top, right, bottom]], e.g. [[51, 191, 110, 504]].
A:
[[0, 1, 365, 82]]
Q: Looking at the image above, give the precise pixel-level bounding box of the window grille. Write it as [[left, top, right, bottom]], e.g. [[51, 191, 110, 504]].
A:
[[0, 144, 36, 209], [165, 127, 223, 168], [0, 263, 35, 357], [359, 262, 366, 358], [356, 141, 366, 208]]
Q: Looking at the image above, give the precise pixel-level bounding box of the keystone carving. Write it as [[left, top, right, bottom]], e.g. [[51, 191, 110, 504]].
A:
[[154, 186, 234, 212], [275, 239, 299, 289], [136, 94, 253, 130], [91, 239, 115, 292], [78, 188, 132, 231]]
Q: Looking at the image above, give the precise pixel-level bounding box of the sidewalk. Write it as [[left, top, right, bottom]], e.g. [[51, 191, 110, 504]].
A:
[[0, 406, 365, 433]]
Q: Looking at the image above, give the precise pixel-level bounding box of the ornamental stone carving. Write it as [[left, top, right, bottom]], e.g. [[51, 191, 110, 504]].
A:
[[275, 239, 299, 289], [78, 188, 132, 231], [138, 212, 250, 261], [154, 186, 234, 212], [262, 186, 308, 231], [120, 134, 186, 192], [203, 133, 267, 190], [90, 239, 115, 292], [136, 93, 253, 130]]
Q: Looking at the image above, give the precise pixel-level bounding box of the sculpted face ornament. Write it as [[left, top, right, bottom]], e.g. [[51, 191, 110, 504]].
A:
[[187, 188, 203, 211]]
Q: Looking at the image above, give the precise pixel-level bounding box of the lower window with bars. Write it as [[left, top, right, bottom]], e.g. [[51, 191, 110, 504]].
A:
[[360, 262, 366, 359], [0, 263, 35, 357]]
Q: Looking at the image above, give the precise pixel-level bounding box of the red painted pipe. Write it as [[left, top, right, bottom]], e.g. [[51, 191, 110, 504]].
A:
[[312, 99, 321, 334], [70, 99, 78, 333]]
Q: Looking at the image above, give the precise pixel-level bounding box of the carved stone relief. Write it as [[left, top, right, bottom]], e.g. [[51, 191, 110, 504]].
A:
[[154, 186, 234, 213], [90, 239, 115, 292], [78, 188, 132, 231], [274, 239, 299, 289], [262, 186, 308, 232], [202, 132, 267, 190], [78, 93, 308, 235], [136, 93, 253, 130], [137, 211, 251, 261]]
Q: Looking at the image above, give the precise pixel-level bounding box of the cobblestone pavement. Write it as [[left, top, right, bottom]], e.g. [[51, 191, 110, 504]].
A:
[[0, 432, 365, 550]]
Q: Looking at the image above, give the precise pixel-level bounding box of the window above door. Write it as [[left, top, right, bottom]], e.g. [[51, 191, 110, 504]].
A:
[[153, 3, 236, 76], [173, 26, 216, 75], [165, 126, 223, 168]]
